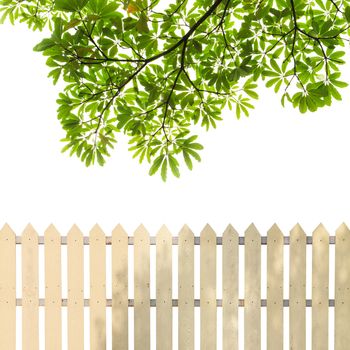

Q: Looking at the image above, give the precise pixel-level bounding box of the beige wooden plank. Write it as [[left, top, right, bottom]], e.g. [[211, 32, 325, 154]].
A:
[[67, 225, 84, 350], [178, 225, 194, 350], [90, 224, 106, 350], [312, 224, 329, 350], [200, 224, 217, 350], [335, 223, 350, 350], [244, 223, 261, 350], [112, 224, 128, 350], [0, 224, 16, 350], [22, 224, 39, 350], [134, 225, 150, 350], [267, 224, 284, 350], [45, 224, 62, 350], [222, 224, 239, 350], [289, 224, 306, 350], [156, 225, 172, 350]]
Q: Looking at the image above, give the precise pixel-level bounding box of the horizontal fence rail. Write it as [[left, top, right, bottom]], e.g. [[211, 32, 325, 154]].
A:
[[14, 236, 337, 245], [1, 222, 350, 350], [14, 298, 337, 307]]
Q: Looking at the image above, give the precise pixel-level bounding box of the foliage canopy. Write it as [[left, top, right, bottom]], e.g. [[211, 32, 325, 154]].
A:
[[1, 0, 349, 180]]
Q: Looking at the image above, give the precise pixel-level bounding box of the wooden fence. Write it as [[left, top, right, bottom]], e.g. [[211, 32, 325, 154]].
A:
[[0, 223, 349, 349]]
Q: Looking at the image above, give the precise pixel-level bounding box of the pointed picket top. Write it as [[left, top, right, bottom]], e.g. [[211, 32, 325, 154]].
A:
[[200, 224, 216, 243], [222, 224, 238, 242], [134, 224, 149, 242], [267, 223, 284, 242], [44, 223, 60, 241], [22, 223, 38, 241], [0, 223, 15, 241], [67, 224, 83, 241], [245, 223, 260, 241], [112, 224, 128, 238], [336, 222, 350, 242], [313, 223, 329, 242], [179, 224, 193, 236], [157, 224, 172, 241], [90, 223, 105, 242], [290, 223, 306, 242], [178, 224, 194, 244]]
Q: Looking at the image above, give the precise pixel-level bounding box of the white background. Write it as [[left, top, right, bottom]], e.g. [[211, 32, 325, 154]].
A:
[[0, 22, 350, 349]]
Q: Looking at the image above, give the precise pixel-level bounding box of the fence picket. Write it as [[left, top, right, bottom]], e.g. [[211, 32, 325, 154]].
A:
[[45, 224, 62, 350], [290, 224, 306, 350], [222, 224, 239, 350], [112, 224, 128, 350], [267, 224, 283, 350], [200, 224, 217, 350], [90, 224, 106, 350], [134, 225, 150, 350], [22, 224, 39, 350], [244, 223, 261, 350], [0, 224, 16, 350], [178, 225, 194, 350], [335, 223, 350, 350], [156, 225, 172, 350], [312, 224, 329, 350], [67, 225, 84, 350]]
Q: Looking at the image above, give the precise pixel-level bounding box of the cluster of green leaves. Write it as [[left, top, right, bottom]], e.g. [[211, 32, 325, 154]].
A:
[[1, 0, 349, 180]]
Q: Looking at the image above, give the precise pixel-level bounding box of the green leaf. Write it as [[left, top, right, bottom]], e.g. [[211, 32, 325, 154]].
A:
[[183, 151, 193, 170], [161, 157, 167, 182], [168, 155, 180, 178], [55, 0, 91, 12], [96, 149, 105, 166], [345, 6, 350, 22], [33, 39, 56, 52], [149, 155, 164, 176]]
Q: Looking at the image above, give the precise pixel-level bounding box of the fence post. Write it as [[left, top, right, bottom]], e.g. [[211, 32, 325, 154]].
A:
[[178, 225, 194, 350], [312, 224, 329, 350], [45, 224, 62, 350], [0, 224, 16, 350], [156, 225, 172, 350], [244, 223, 261, 350], [200, 224, 217, 350], [67, 225, 84, 350], [290, 224, 306, 350], [90, 224, 106, 350], [112, 224, 128, 350], [22, 224, 39, 350], [335, 223, 350, 350], [222, 224, 239, 350], [134, 225, 150, 350], [267, 224, 283, 350]]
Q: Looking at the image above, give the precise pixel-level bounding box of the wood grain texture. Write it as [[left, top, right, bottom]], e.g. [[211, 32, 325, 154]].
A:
[[289, 224, 306, 350], [178, 225, 194, 350], [67, 225, 84, 350], [45, 225, 62, 350], [200, 224, 217, 350], [156, 225, 172, 350], [312, 224, 329, 350], [222, 224, 239, 350], [112, 224, 128, 350], [90, 225, 106, 350], [335, 223, 350, 350], [267, 224, 283, 350], [22, 224, 39, 350], [0, 224, 16, 350], [244, 224, 261, 350], [134, 225, 150, 350]]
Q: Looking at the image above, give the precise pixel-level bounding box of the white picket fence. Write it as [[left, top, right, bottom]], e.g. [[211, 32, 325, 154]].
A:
[[0, 223, 349, 349]]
